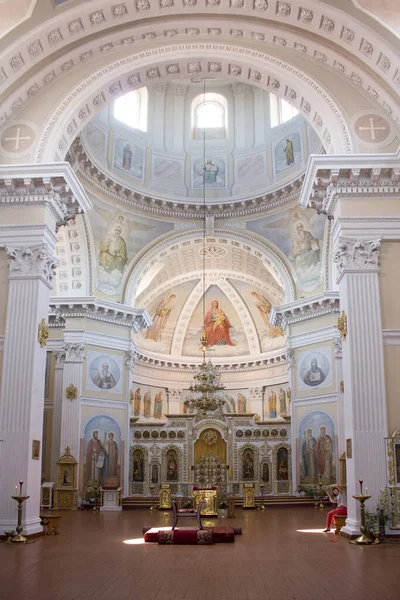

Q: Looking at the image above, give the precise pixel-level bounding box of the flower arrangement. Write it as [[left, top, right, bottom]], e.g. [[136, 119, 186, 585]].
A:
[[365, 487, 390, 539], [219, 501, 228, 509]]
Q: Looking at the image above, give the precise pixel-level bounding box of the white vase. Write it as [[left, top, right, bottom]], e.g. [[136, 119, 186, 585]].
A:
[[218, 509, 228, 518]]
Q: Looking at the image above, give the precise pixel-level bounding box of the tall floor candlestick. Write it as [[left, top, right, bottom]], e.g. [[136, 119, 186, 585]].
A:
[[10, 493, 30, 544], [350, 491, 375, 545]]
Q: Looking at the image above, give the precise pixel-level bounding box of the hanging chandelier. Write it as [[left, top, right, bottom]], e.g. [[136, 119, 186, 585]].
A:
[[185, 78, 226, 416]]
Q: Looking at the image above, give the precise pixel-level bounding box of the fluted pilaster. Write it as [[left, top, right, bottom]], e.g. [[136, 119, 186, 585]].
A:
[[59, 340, 85, 463], [336, 240, 387, 535], [0, 257, 53, 533], [50, 351, 65, 480]]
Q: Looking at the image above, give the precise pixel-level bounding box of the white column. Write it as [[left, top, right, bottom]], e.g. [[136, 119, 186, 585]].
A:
[[125, 350, 135, 497], [232, 83, 246, 149], [50, 351, 65, 480], [171, 84, 187, 151], [285, 349, 297, 489], [153, 83, 167, 149], [253, 87, 266, 147], [334, 239, 387, 536], [167, 388, 181, 414], [333, 338, 345, 459], [249, 387, 263, 418], [59, 335, 85, 462], [0, 245, 57, 535]]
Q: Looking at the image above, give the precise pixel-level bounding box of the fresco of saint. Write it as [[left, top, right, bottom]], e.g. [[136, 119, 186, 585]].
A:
[[250, 290, 284, 338], [145, 294, 176, 343], [98, 225, 127, 274]]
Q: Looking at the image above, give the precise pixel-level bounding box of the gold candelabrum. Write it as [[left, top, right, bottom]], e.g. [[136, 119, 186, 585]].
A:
[[259, 483, 266, 510], [10, 481, 30, 544], [350, 480, 375, 546], [149, 484, 156, 511], [315, 476, 325, 509]]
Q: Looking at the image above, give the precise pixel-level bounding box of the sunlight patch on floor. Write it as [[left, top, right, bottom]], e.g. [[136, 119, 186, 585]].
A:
[[297, 528, 333, 534]]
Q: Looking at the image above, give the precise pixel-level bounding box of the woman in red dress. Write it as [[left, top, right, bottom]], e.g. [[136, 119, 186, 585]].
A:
[[204, 300, 234, 347]]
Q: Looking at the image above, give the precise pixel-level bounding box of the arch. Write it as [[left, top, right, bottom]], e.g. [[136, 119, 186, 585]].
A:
[[124, 229, 296, 307], [171, 276, 260, 356], [33, 46, 352, 161], [0, 1, 397, 147]]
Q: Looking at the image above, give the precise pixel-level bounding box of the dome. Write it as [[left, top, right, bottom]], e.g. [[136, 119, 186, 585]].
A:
[[79, 79, 323, 213]]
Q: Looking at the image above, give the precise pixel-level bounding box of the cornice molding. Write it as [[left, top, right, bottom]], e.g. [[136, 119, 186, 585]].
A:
[[132, 348, 288, 374], [271, 292, 340, 328], [0, 223, 58, 249], [287, 325, 339, 349], [300, 151, 400, 217], [382, 330, 400, 346], [0, 162, 92, 225], [48, 296, 151, 332], [71, 137, 303, 217]]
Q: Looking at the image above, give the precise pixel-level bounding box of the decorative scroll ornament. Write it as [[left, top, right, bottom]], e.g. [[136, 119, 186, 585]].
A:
[[7, 246, 58, 283], [334, 239, 381, 281], [337, 310, 347, 340], [38, 319, 49, 347], [66, 384, 78, 400]]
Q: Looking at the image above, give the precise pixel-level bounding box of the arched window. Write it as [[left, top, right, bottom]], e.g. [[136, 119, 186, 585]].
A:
[[196, 101, 224, 128], [114, 88, 148, 131], [192, 93, 227, 138], [270, 94, 299, 127]]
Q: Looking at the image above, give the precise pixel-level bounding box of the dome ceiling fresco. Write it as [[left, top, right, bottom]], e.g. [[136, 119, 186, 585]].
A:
[[80, 80, 323, 207]]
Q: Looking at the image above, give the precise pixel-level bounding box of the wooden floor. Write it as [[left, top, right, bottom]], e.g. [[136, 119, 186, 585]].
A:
[[1, 506, 399, 600]]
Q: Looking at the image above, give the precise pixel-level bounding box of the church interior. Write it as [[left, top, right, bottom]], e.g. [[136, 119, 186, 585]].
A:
[[0, 0, 400, 598]]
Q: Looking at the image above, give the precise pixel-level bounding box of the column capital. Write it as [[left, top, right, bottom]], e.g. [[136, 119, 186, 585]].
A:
[[6, 245, 58, 286], [63, 342, 85, 362], [167, 388, 182, 401], [285, 348, 295, 368], [125, 350, 136, 371], [231, 82, 246, 96], [333, 337, 342, 357], [334, 239, 381, 283], [249, 387, 262, 400], [53, 350, 66, 368], [170, 83, 187, 97], [155, 82, 168, 94]]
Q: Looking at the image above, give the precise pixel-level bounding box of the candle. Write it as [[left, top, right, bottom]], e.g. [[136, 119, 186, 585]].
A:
[[359, 479, 363, 494], [365, 487, 368, 494], [19, 480, 23, 495]]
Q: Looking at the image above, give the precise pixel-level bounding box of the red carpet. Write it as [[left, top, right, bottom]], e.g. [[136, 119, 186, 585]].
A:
[[158, 528, 214, 545], [144, 526, 238, 544]]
